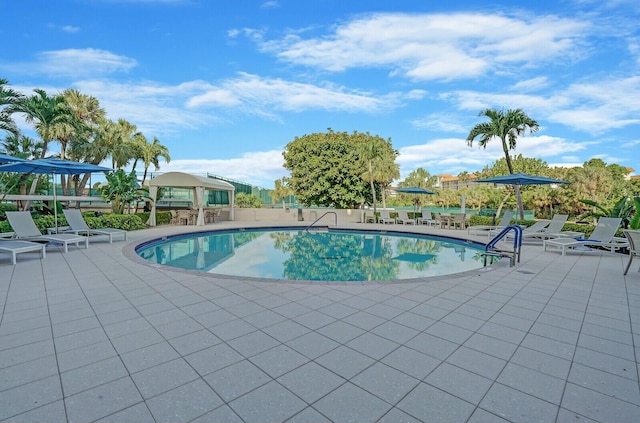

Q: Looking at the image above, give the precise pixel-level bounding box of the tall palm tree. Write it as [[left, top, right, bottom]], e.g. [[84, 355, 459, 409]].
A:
[[0, 78, 22, 136], [372, 149, 400, 209], [466, 108, 539, 219], [54, 89, 106, 196], [271, 178, 293, 209], [358, 137, 386, 217], [137, 136, 171, 185], [9, 89, 72, 208]]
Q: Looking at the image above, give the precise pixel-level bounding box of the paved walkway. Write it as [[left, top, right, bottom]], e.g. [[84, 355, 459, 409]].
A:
[[1, 222, 639, 423]]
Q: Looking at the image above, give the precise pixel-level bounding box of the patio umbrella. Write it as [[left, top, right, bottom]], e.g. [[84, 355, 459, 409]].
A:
[[474, 172, 568, 219], [0, 153, 26, 164], [0, 158, 112, 232], [395, 186, 437, 214], [474, 172, 568, 186]]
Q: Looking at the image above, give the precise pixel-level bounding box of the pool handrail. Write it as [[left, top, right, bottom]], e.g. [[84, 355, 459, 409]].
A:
[[304, 211, 338, 231], [484, 225, 523, 266]]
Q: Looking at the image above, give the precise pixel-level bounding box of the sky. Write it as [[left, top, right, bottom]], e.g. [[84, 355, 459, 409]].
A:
[[2, 0, 639, 189]]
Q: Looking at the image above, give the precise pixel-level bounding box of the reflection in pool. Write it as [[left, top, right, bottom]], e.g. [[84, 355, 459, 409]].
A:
[[136, 228, 494, 282]]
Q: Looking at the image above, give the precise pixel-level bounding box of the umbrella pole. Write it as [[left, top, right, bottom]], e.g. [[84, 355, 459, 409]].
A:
[[53, 171, 58, 234]]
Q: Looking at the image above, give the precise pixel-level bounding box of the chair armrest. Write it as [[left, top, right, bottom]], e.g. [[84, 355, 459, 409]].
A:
[[47, 226, 71, 235]]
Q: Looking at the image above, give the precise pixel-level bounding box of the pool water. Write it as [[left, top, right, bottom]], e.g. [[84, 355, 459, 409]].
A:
[[136, 228, 494, 282]]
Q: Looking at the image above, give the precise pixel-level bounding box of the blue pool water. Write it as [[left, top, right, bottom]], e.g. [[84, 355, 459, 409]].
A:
[[136, 228, 493, 282]]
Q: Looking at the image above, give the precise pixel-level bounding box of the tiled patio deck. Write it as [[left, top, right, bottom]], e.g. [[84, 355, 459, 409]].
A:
[[1, 221, 639, 423]]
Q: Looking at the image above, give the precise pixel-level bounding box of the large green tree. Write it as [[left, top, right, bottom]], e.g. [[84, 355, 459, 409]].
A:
[[283, 129, 396, 208], [466, 108, 539, 219]]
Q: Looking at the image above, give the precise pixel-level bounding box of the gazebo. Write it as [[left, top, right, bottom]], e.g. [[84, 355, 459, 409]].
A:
[[146, 172, 235, 226]]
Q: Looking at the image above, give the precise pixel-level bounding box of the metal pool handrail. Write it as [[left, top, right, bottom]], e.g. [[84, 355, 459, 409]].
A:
[[304, 211, 338, 231]]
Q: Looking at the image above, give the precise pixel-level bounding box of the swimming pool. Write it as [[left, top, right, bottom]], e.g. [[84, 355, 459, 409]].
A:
[[136, 227, 495, 282]]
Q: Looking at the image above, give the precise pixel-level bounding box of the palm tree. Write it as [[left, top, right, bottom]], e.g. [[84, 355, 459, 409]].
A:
[[271, 178, 293, 209], [137, 136, 171, 185], [372, 148, 400, 210], [358, 137, 384, 216], [8, 89, 72, 209], [0, 78, 22, 136], [466, 108, 539, 219], [55, 89, 106, 197]]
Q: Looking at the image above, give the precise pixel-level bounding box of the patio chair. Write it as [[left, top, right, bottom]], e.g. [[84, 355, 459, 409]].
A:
[[467, 210, 514, 236], [0, 240, 46, 265], [451, 213, 467, 230], [396, 210, 416, 225], [493, 216, 563, 240], [521, 214, 569, 240], [417, 210, 436, 226], [62, 209, 127, 243], [379, 210, 396, 224], [543, 217, 627, 255], [623, 230, 640, 275], [6, 211, 88, 253]]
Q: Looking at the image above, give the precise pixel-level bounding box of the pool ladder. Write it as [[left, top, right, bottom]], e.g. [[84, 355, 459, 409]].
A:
[[304, 211, 338, 232], [482, 225, 523, 266]]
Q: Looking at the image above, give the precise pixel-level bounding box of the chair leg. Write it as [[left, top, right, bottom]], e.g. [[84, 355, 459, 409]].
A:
[[624, 255, 634, 275]]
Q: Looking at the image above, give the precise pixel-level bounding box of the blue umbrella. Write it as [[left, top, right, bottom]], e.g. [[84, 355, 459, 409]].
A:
[[474, 172, 568, 186], [0, 158, 112, 231], [0, 153, 26, 164], [474, 172, 568, 220], [395, 186, 437, 194], [395, 186, 437, 214]]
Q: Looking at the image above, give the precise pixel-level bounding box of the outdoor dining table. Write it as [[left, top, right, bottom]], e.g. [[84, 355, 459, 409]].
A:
[[439, 213, 453, 229]]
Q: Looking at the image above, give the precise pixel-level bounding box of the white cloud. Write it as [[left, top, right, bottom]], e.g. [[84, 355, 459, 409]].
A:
[[1, 48, 138, 78], [410, 113, 468, 133], [396, 135, 588, 177], [255, 12, 591, 81], [72, 79, 213, 134], [186, 72, 400, 115], [261, 1, 279, 9], [511, 77, 550, 92], [48, 23, 80, 33], [442, 75, 640, 134], [158, 150, 285, 188]]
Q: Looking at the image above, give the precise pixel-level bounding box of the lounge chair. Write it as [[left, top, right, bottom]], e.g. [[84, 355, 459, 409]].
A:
[[496, 215, 568, 241], [623, 230, 640, 275], [6, 211, 88, 253], [522, 214, 569, 240], [417, 210, 435, 226], [396, 210, 415, 225], [62, 209, 127, 243], [0, 240, 46, 265], [467, 211, 514, 236], [379, 210, 396, 224], [543, 217, 627, 255]]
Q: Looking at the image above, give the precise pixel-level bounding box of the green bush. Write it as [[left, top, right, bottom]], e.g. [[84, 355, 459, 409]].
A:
[[0, 203, 19, 219], [137, 211, 172, 226], [0, 211, 145, 234]]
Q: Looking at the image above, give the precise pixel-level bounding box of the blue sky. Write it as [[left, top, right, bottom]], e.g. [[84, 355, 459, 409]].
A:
[[2, 0, 639, 188]]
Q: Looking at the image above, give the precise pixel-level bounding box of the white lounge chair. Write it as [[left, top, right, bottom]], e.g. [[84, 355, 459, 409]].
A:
[[498, 215, 569, 241], [379, 210, 396, 224], [543, 217, 627, 255], [6, 211, 88, 253], [522, 214, 569, 240], [396, 210, 415, 225], [0, 240, 46, 265], [623, 229, 640, 275], [467, 211, 514, 236], [62, 209, 127, 243], [417, 210, 436, 226]]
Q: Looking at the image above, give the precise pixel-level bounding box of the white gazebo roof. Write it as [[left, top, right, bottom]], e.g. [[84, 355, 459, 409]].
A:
[[148, 172, 235, 191], [147, 172, 235, 226]]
